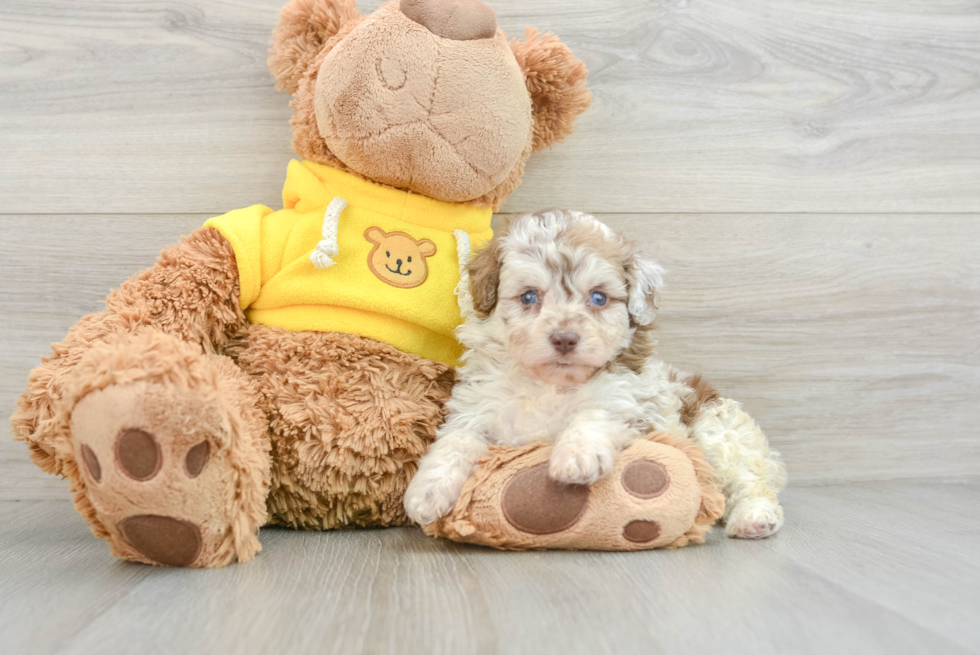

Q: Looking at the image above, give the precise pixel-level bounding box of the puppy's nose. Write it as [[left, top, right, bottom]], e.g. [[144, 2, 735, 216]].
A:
[[550, 331, 580, 355], [401, 0, 497, 41]]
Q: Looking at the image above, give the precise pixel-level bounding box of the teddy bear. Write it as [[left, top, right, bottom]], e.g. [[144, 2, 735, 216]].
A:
[[10, 0, 591, 568]]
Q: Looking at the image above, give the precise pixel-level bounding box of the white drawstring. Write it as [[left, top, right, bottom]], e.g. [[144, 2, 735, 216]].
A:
[[453, 229, 475, 320], [310, 197, 348, 269]]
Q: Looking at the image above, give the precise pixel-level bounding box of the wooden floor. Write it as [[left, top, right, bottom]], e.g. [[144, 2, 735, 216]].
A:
[[2, 481, 978, 655], [3, 0, 980, 653]]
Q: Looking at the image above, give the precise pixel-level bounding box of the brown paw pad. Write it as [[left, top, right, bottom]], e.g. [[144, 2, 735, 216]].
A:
[[185, 441, 210, 478], [621, 459, 669, 499], [80, 444, 102, 483], [623, 519, 661, 543], [501, 463, 589, 535], [118, 515, 203, 567], [115, 428, 162, 481]]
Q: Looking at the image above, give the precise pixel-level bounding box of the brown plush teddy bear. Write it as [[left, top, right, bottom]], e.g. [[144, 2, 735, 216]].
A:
[[11, 0, 590, 568]]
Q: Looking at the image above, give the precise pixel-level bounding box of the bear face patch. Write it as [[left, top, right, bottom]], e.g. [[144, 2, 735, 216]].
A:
[[364, 227, 437, 289]]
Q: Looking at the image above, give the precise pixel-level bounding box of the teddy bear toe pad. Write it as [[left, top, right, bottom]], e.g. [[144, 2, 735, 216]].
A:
[[71, 382, 238, 567]]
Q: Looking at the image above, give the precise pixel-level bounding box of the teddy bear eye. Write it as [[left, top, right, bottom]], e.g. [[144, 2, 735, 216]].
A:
[[408, 256, 412, 263], [386, 251, 390, 257]]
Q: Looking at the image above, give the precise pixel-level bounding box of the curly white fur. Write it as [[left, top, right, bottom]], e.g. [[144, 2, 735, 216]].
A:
[[404, 210, 786, 538]]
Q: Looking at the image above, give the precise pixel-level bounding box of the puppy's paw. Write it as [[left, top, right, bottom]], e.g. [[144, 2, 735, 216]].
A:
[[548, 440, 615, 486], [404, 466, 469, 526], [726, 497, 784, 539]]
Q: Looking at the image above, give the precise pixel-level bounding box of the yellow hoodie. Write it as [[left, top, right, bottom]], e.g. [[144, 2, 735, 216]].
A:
[[204, 160, 493, 366]]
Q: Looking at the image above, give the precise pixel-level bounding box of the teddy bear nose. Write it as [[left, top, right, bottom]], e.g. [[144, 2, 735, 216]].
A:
[[400, 0, 497, 41]]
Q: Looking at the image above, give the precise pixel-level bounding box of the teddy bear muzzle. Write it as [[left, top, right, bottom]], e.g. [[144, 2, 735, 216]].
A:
[[400, 0, 498, 41]]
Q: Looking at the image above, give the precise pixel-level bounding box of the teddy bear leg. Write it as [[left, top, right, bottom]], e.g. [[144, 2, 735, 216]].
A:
[[229, 327, 454, 530], [66, 330, 270, 567], [426, 433, 725, 550]]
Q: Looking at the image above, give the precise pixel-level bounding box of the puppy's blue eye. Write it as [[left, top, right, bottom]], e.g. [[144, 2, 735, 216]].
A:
[[520, 291, 538, 306], [590, 291, 607, 306]]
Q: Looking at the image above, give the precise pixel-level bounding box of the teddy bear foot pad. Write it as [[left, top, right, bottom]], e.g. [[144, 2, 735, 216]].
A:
[[425, 433, 725, 551], [71, 381, 248, 567]]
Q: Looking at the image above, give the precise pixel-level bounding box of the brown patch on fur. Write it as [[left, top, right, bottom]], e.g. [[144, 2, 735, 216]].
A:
[[468, 236, 504, 318], [614, 322, 657, 373], [678, 374, 722, 426], [227, 325, 454, 530], [562, 220, 623, 264]]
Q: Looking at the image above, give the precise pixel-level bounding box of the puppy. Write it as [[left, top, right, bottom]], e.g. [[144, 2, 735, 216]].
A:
[[404, 209, 786, 539]]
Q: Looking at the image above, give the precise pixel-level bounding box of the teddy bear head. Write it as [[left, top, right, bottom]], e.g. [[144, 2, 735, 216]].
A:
[[269, 0, 591, 209]]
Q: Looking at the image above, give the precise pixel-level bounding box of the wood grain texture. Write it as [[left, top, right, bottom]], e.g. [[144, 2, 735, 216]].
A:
[[2, 0, 980, 215], [3, 213, 978, 499], [2, 482, 979, 655]]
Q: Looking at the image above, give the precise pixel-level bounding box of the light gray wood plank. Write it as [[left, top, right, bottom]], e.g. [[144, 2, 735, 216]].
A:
[[0, 501, 155, 654], [4, 213, 978, 499], [2, 0, 980, 215], [2, 483, 978, 655], [772, 481, 980, 652]]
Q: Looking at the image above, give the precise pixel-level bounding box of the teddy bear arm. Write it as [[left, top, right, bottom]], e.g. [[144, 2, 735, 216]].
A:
[[10, 227, 245, 475], [103, 227, 245, 348]]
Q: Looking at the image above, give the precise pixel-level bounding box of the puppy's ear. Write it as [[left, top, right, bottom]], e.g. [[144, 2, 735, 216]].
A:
[[509, 28, 591, 152], [468, 238, 503, 318], [269, 0, 361, 93], [625, 252, 664, 326]]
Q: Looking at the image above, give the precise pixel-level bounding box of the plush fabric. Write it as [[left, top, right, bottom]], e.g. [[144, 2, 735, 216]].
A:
[[228, 325, 454, 530], [426, 432, 725, 550], [13, 229, 453, 567], [313, 2, 533, 203], [400, 0, 497, 41], [66, 333, 271, 568], [204, 160, 492, 366], [12, 0, 590, 567], [281, 0, 591, 209]]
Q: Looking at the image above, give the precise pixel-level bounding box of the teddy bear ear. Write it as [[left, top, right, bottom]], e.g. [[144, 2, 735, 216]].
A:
[[269, 0, 361, 93], [418, 239, 438, 258], [364, 227, 385, 244], [509, 28, 592, 152]]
